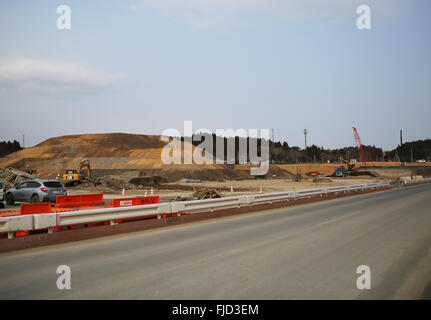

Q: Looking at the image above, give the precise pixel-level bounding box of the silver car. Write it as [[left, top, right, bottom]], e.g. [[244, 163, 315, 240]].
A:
[[5, 179, 67, 205], [0, 180, 4, 208]]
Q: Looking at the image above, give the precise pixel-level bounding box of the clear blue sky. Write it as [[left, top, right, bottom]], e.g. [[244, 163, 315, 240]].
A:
[[0, 0, 430, 150]]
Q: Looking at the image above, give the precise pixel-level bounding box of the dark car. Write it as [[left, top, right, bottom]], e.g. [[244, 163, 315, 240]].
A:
[[5, 179, 67, 205]]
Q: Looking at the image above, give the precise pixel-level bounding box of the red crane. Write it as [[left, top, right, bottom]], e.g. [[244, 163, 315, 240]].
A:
[[352, 127, 367, 166]]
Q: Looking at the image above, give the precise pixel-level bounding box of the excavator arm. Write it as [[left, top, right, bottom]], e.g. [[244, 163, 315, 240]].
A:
[[77, 159, 91, 179]]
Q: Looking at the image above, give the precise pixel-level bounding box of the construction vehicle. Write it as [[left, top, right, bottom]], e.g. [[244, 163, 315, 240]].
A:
[[62, 159, 91, 186], [334, 166, 347, 177], [333, 127, 367, 177], [334, 157, 357, 177], [340, 157, 356, 171], [334, 157, 376, 177]]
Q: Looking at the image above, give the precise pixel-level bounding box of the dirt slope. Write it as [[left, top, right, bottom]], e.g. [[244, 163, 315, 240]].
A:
[[0, 133, 232, 179]]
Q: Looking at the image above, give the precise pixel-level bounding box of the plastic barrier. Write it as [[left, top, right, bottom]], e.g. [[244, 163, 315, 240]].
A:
[[55, 193, 105, 208], [113, 196, 160, 222], [112, 196, 159, 207], [0, 211, 20, 218], [20, 202, 51, 215]]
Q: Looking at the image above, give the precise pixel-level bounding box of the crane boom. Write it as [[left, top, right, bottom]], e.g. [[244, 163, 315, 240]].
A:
[[352, 127, 367, 166]]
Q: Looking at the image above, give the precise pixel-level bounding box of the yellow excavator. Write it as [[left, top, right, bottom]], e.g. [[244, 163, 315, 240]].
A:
[[334, 157, 376, 177], [334, 157, 357, 177], [340, 157, 357, 171], [62, 159, 91, 186]]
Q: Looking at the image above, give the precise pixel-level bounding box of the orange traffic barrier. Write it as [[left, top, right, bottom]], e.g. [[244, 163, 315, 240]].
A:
[[112, 196, 159, 207], [0, 211, 20, 218], [55, 193, 105, 208], [0, 194, 166, 238], [15, 231, 30, 237], [113, 196, 160, 223], [20, 202, 51, 215]]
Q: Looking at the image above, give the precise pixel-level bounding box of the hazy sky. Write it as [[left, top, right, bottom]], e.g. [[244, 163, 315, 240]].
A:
[[0, 0, 430, 150]]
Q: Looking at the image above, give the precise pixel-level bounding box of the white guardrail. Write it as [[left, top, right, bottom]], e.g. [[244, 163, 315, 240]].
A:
[[403, 177, 431, 185], [0, 181, 396, 238]]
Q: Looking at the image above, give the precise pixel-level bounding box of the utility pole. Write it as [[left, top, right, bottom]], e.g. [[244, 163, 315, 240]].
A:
[[304, 129, 307, 150], [22, 134, 25, 149], [400, 129, 403, 147], [271, 128, 274, 164]]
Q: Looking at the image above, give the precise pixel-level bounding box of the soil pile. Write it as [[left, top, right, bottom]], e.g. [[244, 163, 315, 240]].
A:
[[129, 175, 167, 187]]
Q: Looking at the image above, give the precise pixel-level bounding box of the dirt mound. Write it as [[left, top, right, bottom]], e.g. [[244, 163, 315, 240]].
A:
[[175, 186, 223, 201], [37, 133, 165, 155], [0, 133, 223, 173], [2, 133, 166, 164], [277, 164, 340, 176], [92, 175, 134, 190], [129, 175, 167, 187], [136, 167, 251, 182], [264, 165, 296, 178]]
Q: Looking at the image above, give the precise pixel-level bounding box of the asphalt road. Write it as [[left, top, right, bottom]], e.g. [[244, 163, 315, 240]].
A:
[[1, 183, 431, 299]]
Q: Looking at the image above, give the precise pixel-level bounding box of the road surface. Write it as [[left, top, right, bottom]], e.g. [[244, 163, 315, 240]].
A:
[[1, 183, 431, 299]]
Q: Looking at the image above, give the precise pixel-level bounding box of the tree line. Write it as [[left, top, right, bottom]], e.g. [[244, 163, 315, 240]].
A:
[[182, 134, 430, 164], [0, 140, 22, 157]]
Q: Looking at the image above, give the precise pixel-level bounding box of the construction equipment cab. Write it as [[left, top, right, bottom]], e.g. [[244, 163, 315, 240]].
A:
[[335, 166, 347, 177], [62, 159, 91, 186]]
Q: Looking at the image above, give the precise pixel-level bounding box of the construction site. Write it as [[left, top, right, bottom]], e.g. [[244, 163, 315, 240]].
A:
[[2, 1, 431, 302], [1, 129, 430, 208]]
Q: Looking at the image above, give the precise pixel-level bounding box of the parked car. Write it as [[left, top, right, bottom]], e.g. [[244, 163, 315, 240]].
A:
[[0, 180, 4, 208], [5, 179, 67, 205]]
